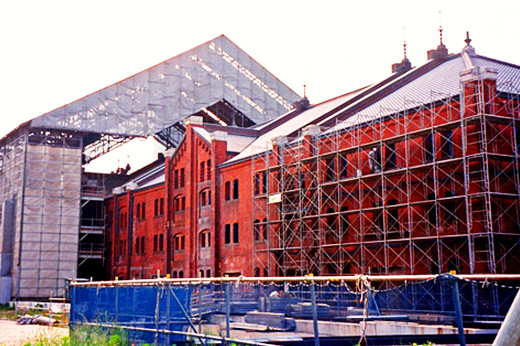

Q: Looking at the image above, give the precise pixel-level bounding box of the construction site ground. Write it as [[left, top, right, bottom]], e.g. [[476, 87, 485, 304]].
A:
[[0, 319, 68, 346]]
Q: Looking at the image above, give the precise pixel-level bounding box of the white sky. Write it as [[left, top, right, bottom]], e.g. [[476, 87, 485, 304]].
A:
[[1, 0, 519, 173]]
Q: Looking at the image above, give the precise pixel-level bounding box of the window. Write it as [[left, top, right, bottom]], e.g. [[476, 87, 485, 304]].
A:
[[424, 133, 434, 162], [160, 198, 164, 216], [174, 196, 186, 212], [136, 203, 141, 219], [180, 168, 185, 187], [142, 203, 146, 219], [159, 234, 164, 252], [172, 271, 177, 278], [179, 270, 184, 278], [233, 179, 239, 200], [427, 193, 436, 228], [254, 219, 260, 241], [369, 147, 381, 173], [444, 191, 456, 223], [442, 130, 454, 158], [233, 223, 239, 243], [325, 158, 335, 181], [339, 154, 348, 178], [206, 269, 211, 278], [387, 199, 399, 231], [207, 160, 211, 180], [174, 170, 179, 189], [154, 199, 159, 217], [136, 237, 140, 254], [386, 143, 396, 169], [224, 224, 231, 244], [254, 267, 260, 277], [373, 202, 383, 233], [262, 172, 267, 194], [199, 269, 204, 278], [262, 218, 268, 240], [340, 206, 349, 234], [200, 230, 210, 248], [254, 174, 260, 195], [225, 181, 231, 201], [154, 235, 158, 252], [174, 234, 185, 251], [200, 162, 205, 182], [200, 190, 211, 207], [141, 236, 145, 254]]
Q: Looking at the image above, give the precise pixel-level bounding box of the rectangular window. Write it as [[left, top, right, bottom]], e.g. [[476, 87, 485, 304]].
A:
[[386, 143, 396, 169], [225, 224, 231, 244], [339, 154, 348, 178], [159, 234, 164, 252], [233, 179, 239, 200], [325, 158, 335, 181], [174, 170, 179, 189], [262, 172, 267, 194], [254, 174, 260, 195], [160, 198, 164, 216], [233, 222, 239, 243], [442, 130, 453, 158], [225, 181, 231, 201], [136, 203, 141, 219], [154, 199, 158, 217], [142, 203, 146, 219], [200, 162, 205, 182], [424, 133, 434, 162], [201, 191, 207, 206], [207, 160, 211, 180], [180, 168, 185, 187], [369, 147, 381, 173]]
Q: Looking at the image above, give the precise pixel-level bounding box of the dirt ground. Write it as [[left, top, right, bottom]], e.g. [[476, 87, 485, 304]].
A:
[[0, 319, 69, 346]]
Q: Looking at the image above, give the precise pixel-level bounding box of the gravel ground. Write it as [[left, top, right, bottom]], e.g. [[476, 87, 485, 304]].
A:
[[0, 319, 68, 346]]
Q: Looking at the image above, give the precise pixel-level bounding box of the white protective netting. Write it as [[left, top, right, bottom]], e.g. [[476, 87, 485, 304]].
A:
[[31, 36, 300, 137]]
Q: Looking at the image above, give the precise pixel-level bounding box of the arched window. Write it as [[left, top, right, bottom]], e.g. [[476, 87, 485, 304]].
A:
[[174, 234, 185, 252], [206, 269, 211, 278], [199, 230, 210, 248]]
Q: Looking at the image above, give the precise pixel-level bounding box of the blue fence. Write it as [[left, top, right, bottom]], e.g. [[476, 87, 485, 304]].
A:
[[70, 274, 519, 345]]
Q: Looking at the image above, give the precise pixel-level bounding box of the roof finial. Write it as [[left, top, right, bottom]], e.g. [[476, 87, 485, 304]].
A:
[[462, 30, 476, 56], [464, 31, 472, 46], [402, 26, 407, 59], [303, 72, 307, 99], [438, 10, 443, 45]]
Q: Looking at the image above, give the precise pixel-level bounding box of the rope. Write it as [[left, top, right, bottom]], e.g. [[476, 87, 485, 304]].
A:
[[355, 275, 371, 346]]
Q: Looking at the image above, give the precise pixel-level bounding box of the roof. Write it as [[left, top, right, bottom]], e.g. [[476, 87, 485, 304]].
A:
[[224, 88, 368, 164], [193, 126, 256, 153], [27, 35, 301, 138], [323, 52, 520, 133], [223, 46, 520, 165]]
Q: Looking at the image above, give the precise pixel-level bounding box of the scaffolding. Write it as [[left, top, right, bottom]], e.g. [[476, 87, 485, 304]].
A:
[[0, 128, 83, 298], [252, 74, 520, 278]]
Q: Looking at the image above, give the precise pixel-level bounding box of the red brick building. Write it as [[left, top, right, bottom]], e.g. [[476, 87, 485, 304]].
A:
[[106, 40, 520, 279]]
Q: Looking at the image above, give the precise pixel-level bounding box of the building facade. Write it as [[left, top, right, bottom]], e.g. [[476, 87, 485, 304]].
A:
[[106, 42, 520, 279]]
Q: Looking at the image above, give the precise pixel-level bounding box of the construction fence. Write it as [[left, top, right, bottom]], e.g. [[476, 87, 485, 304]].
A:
[[70, 274, 519, 345]]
